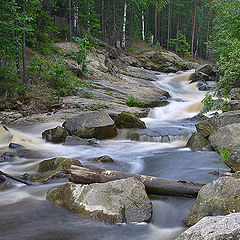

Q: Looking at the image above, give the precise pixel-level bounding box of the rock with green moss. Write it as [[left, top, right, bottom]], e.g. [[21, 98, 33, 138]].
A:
[[42, 126, 69, 143], [186, 132, 209, 151], [38, 157, 82, 173], [63, 111, 118, 140], [115, 112, 146, 129], [186, 176, 240, 227], [92, 155, 114, 163], [47, 177, 152, 224], [196, 111, 240, 138], [226, 150, 240, 172]]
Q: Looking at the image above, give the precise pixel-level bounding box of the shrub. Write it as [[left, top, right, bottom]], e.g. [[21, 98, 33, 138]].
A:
[[127, 95, 145, 108]]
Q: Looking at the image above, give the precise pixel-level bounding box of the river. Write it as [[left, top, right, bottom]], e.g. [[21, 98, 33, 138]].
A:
[[0, 71, 229, 240]]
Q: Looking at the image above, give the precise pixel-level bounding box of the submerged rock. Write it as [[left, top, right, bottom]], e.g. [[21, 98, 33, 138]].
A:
[[63, 136, 97, 146], [42, 126, 68, 143], [114, 112, 146, 129], [186, 132, 209, 151], [177, 213, 240, 240], [63, 111, 118, 140], [38, 157, 82, 173], [186, 176, 240, 227], [47, 177, 152, 224], [92, 155, 114, 163]]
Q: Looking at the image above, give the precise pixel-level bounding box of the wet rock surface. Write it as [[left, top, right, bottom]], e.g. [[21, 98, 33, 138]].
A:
[[47, 177, 152, 224], [42, 126, 69, 143], [115, 112, 146, 129], [38, 157, 82, 173], [63, 136, 98, 146]]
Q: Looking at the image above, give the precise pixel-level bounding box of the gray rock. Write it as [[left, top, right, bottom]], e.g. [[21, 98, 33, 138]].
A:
[[186, 176, 240, 227], [92, 155, 114, 163], [47, 177, 152, 224], [226, 150, 240, 172], [63, 136, 97, 146], [196, 64, 214, 77], [208, 123, 240, 152], [63, 111, 118, 140], [115, 112, 146, 129], [224, 100, 240, 112], [186, 132, 209, 151], [196, 110, 240, 138], [38, 157, 82, 173], [230, 88, 240, 101], [9, 143, 25, 149], [177, 213, 240, 240], [42, 126, 69, 143]]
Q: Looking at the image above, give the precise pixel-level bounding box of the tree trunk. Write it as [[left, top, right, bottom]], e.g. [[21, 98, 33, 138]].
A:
[[122, 2, 127, 48], [191, 0, 197, 57], [15, 19, 20, 76], [142, 10, 145, 41], [206, 0, 212, 60], [69, 165, 204, 198], [154, 6, 158, 44], [69, 0, 72, 41], [167, 2, 171, 50], [22, 0, 26, 84], [101, 0, 105, 39]]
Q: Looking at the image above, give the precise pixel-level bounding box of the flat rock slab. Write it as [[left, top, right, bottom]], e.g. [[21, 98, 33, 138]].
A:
[[47, 177, 152, 224]]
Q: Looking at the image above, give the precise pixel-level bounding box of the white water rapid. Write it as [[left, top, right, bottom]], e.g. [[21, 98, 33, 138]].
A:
[[0, 71, 229, 240]]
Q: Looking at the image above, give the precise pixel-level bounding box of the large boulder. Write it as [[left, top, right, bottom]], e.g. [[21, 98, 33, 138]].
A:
[[186, 176, 240, 227], [208, 123, 240, 152], [186, 132, 209, 151], [195, 64, 214, 77], [63, 111, 118, 140], [42, 126, 68, 143], [177, 213, 240, 240], [115, 112, 146, 129], [196, 110, 240, 138], [47, 177, 152, 224], [226, 150, 240, 172], [38, 157, 82, 173]]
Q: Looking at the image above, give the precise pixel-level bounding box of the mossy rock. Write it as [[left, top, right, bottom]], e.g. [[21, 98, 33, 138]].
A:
[[42, 126, 69, 143], [115, 112, 146, 129], [186, 132, 209, 151], [38, 157, 82, 173]]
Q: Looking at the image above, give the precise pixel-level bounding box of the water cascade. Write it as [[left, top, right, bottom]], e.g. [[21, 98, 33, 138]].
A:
[[0, 71, 229, 240]]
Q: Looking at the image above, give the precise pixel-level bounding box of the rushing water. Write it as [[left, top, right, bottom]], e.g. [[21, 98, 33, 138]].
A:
[[0, 71, 229, 240]]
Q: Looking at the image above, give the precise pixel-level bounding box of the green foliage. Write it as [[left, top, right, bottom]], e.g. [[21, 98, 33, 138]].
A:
[[83, 91, 93, 99], [170, 31, 191, 57], [217, 147, 231, 164], [71, 37, 94, 75], [154, 41, 162, 52], [29, 55, 77, 96], [127, 95, 145, 108], [128, 46, 135, 53], [202, 0, 240, 112], [0, 63, 27, 99]]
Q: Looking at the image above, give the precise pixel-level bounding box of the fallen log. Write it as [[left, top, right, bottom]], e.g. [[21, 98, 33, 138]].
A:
[[0, 170, 32, 186], [69, 165, 204, 198]]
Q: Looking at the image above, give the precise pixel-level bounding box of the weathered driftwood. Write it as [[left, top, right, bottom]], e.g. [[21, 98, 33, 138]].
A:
[[69, 165, 204, 198], [0, 170, 32, 186]]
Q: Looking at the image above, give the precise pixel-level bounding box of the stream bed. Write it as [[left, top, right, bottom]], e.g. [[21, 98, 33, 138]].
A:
[[0, 71, 229, 240]]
